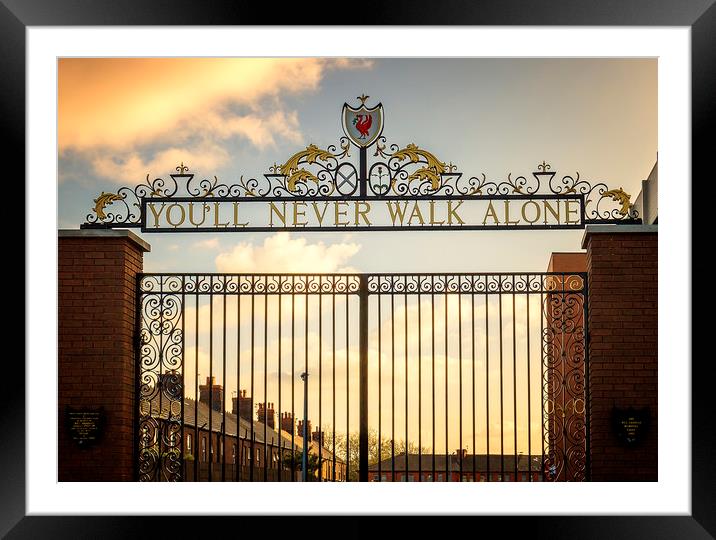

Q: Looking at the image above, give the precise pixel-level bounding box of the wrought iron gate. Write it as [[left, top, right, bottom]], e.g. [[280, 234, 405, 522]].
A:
[[136, 272, 588, 482]]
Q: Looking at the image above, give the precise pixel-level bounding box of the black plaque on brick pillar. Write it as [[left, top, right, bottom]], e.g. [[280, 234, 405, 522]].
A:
[[612, 406, 650, 446], [66, 406, 106, 448]]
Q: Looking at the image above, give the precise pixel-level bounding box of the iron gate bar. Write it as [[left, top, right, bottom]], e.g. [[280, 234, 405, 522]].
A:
[[459, 284, 463, 481], [404, 291, 409, 483], [359, 275, 368, 482], [418, 288, 422, 482], [250, 287, 254, 482], [236, 287, 241, 480], [208, 276, 213, 481], [291, 277, 295, 480], [377, 286, 382, 482], [431, 277, 436, 482], [513, 277, 518, 481], [540, 286, 545, 481], [391, 291, 395, 480], [486, 291, 490, 482], [332, 291, 336, 482], [471, 291, 476, 481], [499, 291, 504, 481], [444, 288, 449, 482], [345, 285, 350, 481], [318, 284, 322, 482], [527, 285, 532, 481], [263, 278, 268, 482], [277, 284, 282, 481], [222, 285, 227, 482]]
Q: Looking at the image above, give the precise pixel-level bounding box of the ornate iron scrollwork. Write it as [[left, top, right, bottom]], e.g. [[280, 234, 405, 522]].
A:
[[83, 96, 640, 229], [138, 276, 184, 482]]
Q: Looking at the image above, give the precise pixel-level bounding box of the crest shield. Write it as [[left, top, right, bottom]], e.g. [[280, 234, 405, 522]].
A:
[[342, 100, 384, 148]]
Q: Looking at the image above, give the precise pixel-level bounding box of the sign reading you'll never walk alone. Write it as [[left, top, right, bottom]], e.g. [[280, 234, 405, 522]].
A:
[[82, 95, 640, 232]]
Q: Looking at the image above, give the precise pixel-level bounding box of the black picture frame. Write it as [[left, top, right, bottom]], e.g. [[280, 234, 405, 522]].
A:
[[7, 1, 708, 537]]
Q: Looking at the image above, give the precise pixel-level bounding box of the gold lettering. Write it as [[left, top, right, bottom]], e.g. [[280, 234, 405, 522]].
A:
[[386, 201, 409, 225], [354, 201, 371, 226], [565, 200, 580, 224], [214, 202, 230, 228], [334, 201, 349, 226], [311, 201, 330, 226], [447, 200, 465, 225], [293, 201, 308, 227], [407, 202, 425, 226], [166, 203, 186, 228], [269, 202, 286, 227], [233, 202, 248, 227], [429, 200, 445, 225], [188, 202, 210, 228], [482, 201, 499, 225], [543, 200, 560, 224], [503, 200, 519, 225], [148, 202, 165, 229], [521, 200, 541, 224]]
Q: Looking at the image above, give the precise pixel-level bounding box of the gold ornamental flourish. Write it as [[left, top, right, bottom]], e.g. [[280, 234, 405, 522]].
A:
[[391, 143, 448, 191], [93, 192, 125, 220], [602, 188, 632, 216], [279, 144, 338, 192]]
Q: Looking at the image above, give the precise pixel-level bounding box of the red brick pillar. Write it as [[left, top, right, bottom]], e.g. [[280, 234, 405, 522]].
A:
[[583, 225, 657, 481], [58, 230, 150, 481]]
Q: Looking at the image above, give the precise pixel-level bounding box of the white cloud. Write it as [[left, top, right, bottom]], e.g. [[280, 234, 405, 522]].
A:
[[193, 238, 221, 250], [215, 232, 361, 274], [90, 141, 229, 185]]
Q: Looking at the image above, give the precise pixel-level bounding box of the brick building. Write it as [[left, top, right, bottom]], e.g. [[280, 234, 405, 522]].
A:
[[143, 378, 347, 482], [368, 451, 542, 482]]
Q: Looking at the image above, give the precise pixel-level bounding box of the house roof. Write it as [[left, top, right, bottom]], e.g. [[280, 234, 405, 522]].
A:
[[142, 395, 344, 463], [367, 453, 543, 473]]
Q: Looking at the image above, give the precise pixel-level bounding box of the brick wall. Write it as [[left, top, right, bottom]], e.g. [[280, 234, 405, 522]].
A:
[[58, 230, 149, 481], [583, 226, 658, 481]]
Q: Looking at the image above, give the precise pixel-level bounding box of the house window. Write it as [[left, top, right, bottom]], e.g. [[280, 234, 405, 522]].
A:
[[408, 475, 415, 482], [201, 437, 207, 462], [232, 444, 237, 462], [381, 474, 387, 482], [437, 473, 444, 481]]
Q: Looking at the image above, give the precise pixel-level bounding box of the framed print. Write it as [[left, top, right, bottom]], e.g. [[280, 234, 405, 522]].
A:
[[8, 0, 709, 537]]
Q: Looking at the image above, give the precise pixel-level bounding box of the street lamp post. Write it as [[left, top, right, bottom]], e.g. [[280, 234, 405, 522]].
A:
[[300, 371, 309, 482]]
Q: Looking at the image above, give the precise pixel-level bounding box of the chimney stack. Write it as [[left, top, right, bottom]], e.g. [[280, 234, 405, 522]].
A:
[[257, 402, 276, 429], [297, 420, 312, 440], [199, 376, 224, 413], [280, 412, 294, 435], [311, 428, 325, 448], [232, 389, 253, 423]]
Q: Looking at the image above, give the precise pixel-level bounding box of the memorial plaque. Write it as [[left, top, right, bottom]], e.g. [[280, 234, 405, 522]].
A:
[[66, 406, 106, 447], [611, 406, 650, 446]]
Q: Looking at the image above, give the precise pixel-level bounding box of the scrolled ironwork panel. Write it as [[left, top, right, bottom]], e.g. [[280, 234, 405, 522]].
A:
[[542, 281, 587, 482], [137, 279, 184, 482]]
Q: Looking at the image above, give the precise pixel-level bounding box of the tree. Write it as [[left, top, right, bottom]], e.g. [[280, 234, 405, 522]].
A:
[[323, 428, 431, 482], [282, 449, 323, 481]]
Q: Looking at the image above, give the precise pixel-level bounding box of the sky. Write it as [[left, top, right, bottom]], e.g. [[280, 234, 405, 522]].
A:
[[58, 57, 657, 274], [58, 57, 656, 459]]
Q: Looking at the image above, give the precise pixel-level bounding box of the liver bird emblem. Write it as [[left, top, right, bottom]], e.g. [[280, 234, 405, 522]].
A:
[[352, 114, 373, 140]]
